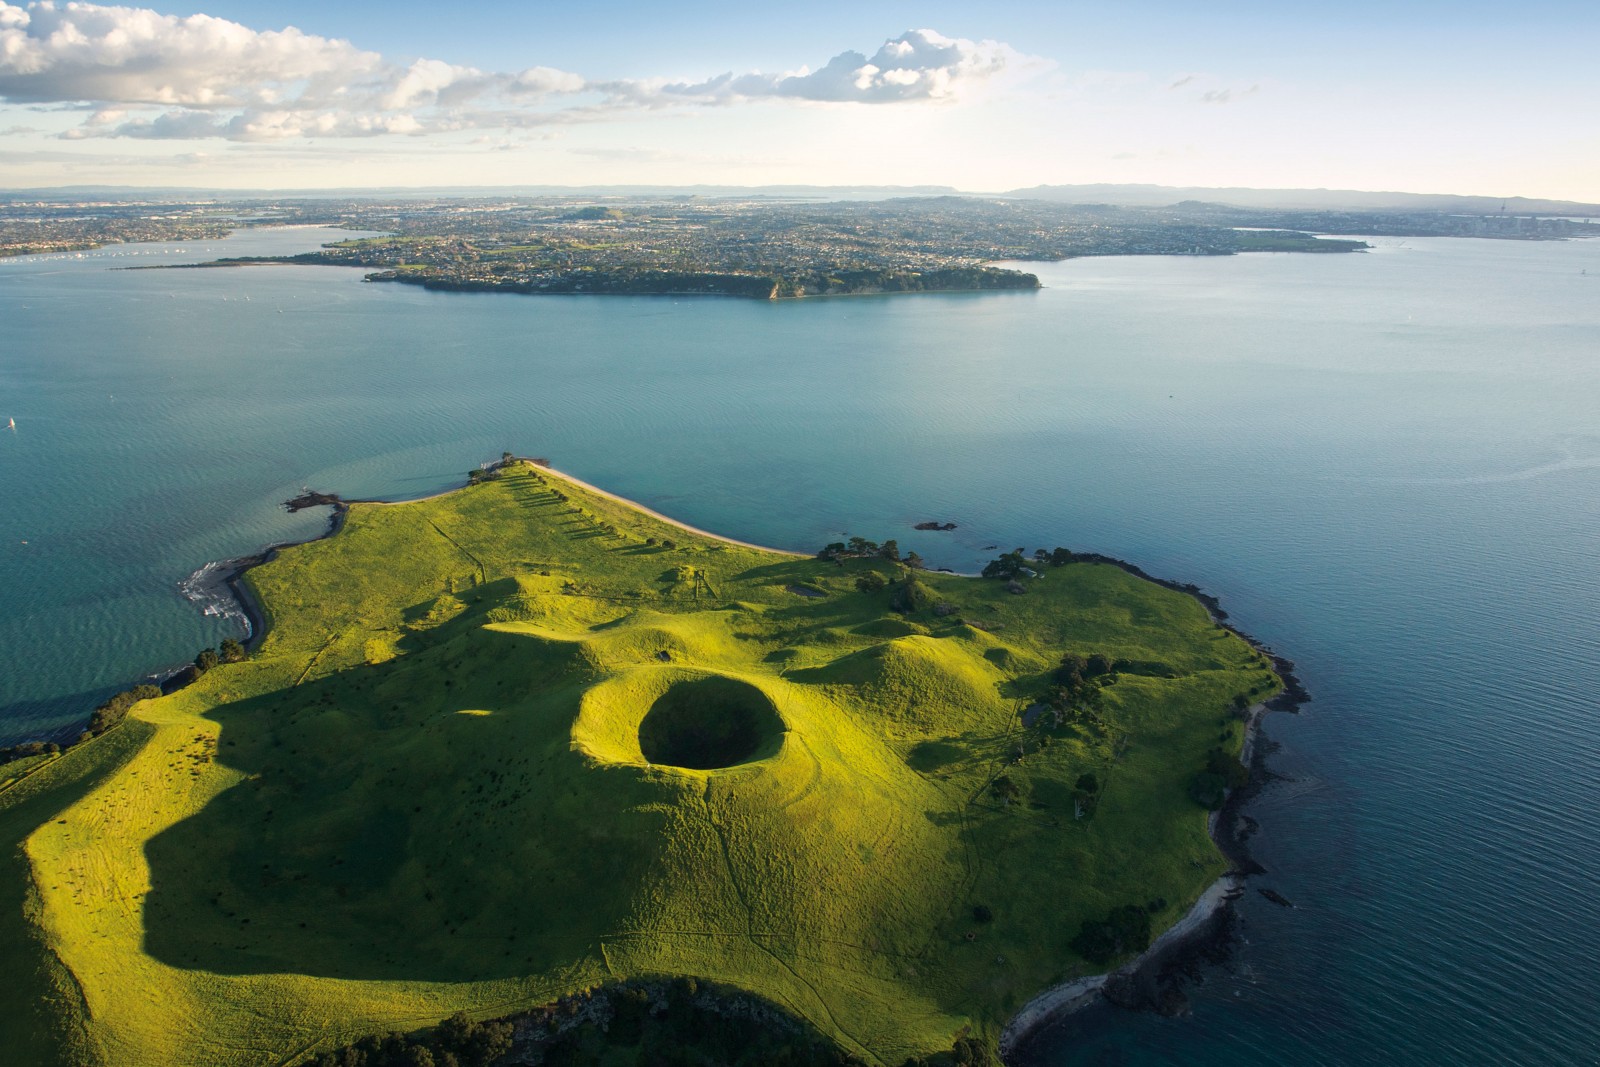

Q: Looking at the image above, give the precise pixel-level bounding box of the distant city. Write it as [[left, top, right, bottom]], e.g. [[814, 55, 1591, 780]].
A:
[[4, 189, 1597, 298]]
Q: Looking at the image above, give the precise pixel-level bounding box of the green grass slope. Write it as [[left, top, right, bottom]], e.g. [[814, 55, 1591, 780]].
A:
[[0, 463, 1278, 1066]]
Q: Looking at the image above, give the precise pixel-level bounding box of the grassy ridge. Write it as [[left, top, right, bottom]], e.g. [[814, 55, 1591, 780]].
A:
[[0, 463, 1277, 1065]]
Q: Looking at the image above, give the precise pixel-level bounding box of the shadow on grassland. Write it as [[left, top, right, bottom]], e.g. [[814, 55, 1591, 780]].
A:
[[0, 721, 155, 1067], [141, 612, 665, 982]]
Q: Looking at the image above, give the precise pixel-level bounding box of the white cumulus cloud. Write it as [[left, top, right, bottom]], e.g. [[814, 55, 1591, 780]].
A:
[[0, 7, 1036, 141], [0, 1, 383, 107], [616, 29, 1030, 106]]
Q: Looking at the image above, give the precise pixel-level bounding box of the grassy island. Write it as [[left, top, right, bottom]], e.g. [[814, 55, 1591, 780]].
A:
[[0, 463, 1279, 1066]]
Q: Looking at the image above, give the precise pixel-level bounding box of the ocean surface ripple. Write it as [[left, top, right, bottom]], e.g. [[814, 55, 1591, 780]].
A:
[[2, 227, 1598, 1064]]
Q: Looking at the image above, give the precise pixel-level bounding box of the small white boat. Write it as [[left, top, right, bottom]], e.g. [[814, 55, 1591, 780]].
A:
[[6, 418, 13, 430]]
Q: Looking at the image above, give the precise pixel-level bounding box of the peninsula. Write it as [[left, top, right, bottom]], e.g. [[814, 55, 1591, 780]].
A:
[[0, 461, 1284, 1066], [157, 195, 1367, 300]]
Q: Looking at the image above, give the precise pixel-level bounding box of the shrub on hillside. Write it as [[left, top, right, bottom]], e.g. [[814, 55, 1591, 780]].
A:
[[891, 575, 935, 614], [990, 774, 1021, 804], [1073, 772, 1102, 817], [856, 571, 887, 594]]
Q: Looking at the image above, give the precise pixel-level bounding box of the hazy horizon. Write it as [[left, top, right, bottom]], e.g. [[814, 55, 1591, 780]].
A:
[[5, 182, 1598, 218], [2, 1, 1597, 199]]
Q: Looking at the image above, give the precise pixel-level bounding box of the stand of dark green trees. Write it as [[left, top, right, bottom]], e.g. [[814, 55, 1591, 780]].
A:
[[1070, 899, 1167, 966], [301, 979, 999, 1067]]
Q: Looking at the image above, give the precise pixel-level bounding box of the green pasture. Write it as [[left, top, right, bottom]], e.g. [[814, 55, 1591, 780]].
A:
[[0, 463, 1275, 1065]]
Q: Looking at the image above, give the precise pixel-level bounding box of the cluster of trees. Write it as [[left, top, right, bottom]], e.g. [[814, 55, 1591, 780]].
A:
[[304, 980, 882, 1067], [775, 267, 1038, 299], [305, 981, 1000, 1067], [1056, 652, 1118, 686], [1070, 900, 1165, 965], [0, 738, 62, 766], [85, 684, 162, 737], [817, 537, 923, 569], [302, 1012, 513, 1067], [821, 538, 940, 612], [467, 454, 523, 486], [299, 979, 1004, 1067], [194, 639, 246, 675], [539, 979, 865, 1067], [854, 571, 939, 616], [4, 635, 250, 764], [1028, 652, 1116, 730], [173, 638, 246, 688], [1038, 652, 1174, 732], [1188, 745, 1250, 810], [980, 546, 1074, 581]]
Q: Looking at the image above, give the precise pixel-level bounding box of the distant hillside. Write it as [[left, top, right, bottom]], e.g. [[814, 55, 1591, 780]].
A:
[[0, 183, 962, 203], [7, 182, 1596, 214], [1003, 183, 1600, 215]]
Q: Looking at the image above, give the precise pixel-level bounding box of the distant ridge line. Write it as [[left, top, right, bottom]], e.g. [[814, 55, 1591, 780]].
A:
[[998, 183, 1600, 214], [3, 181, 1595, 215]]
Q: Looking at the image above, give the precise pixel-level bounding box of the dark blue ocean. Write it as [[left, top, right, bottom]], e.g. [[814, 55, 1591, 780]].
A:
[[2, 227, 1597, 1064]]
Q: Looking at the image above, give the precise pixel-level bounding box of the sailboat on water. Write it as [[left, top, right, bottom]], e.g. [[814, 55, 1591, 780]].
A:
[[6, 417, 14, 431]]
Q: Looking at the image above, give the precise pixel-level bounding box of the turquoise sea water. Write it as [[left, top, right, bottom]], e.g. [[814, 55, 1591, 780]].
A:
[[2, 227, 1597, 1064]]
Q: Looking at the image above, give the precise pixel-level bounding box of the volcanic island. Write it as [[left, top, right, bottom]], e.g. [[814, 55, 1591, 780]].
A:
[[0, 460, 1285, 1066]]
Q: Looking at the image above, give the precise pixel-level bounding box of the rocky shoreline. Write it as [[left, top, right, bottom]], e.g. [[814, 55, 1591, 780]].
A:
[[172, 492, 352, 672], [999, 560, 1309, 1062], [8, 459, 1310, 1064]]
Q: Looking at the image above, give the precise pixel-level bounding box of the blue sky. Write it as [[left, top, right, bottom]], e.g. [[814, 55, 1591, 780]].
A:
[[1, 0, 1596, 195]]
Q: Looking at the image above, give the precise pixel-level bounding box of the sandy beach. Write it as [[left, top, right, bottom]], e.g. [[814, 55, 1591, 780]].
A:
[[529, 461, 808, 558]]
